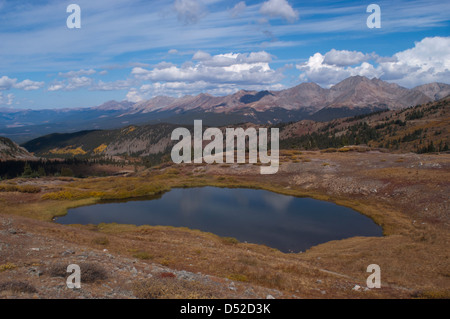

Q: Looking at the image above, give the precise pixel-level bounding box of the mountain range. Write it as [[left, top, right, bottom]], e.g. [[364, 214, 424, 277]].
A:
[[19, 95, 449, 161], [1, 76, 449, 143]]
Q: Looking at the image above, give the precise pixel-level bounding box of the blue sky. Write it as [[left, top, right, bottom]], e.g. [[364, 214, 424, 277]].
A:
[[0, 0, 449, 109]]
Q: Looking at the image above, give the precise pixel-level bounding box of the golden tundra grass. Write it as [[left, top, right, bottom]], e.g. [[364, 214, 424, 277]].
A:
[[0, 153, 449, 298]]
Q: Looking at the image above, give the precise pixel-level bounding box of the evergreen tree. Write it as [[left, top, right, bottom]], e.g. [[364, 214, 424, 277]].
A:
[[37, 166, 46, 177], [428, 141, 435, 153], [22, 162, 33, 177]]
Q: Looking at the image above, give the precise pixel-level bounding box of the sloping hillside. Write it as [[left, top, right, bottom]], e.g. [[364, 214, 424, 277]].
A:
[[0, 136, 36, 160], [21, 123, 182, 158], [22, 96, 449, 160], [280, 96, 449, 153]]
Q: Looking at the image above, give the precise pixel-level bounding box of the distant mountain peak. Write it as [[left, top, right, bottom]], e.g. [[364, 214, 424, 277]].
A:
[[413, 82, 450, 100], [1, 76, 449, 143], [94, 100, 134, 111]]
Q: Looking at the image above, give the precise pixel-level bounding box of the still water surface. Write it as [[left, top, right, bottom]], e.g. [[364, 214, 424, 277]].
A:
[[57, 187, 382, 253]]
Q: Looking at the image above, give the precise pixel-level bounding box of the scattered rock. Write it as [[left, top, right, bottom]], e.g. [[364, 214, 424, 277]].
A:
[[352, 285, 361, 291], [266, 294, 275, 299], [62, 249, 75, 256], [28, 267, 43, 277], [176, 270, 195, 281], [228, 281, 237, 291]]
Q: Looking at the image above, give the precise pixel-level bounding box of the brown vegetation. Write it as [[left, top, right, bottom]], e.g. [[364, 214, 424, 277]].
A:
[[0, 150, 449, 299]]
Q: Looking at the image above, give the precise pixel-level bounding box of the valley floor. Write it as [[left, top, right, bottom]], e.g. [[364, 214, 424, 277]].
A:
[[0, 150, 449, 299]]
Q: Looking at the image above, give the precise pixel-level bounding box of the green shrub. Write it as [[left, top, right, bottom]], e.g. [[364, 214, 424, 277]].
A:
[[133, 277, 217, 299], [47, 262, 108, 283], [0, 281, 37, 294], [133, 251, 153, 260], [221, 237, 239, 245], [92, 236, 110, 246], [0, 185, 40, 193], [0, 263, 17, 272], [227, 274, 248, 282], [60, 168, 74, 177]]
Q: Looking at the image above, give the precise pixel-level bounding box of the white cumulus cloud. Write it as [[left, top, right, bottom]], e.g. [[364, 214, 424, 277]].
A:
[[230, 1, 246, 18], [126, 88, 144, 103], [132, 51, 280, 85], [174, 0, 206, 25], [127, 51, 283, 99], [378, 36, 450, 87], [323, 49, 374, 67], [48, 76, 93, 92], [0, 76, 16, 91], [260, 0, 299, 23], [297, 53, 381, 87], [192, 50, 211, 61], [0, 76, 44, 91], [14, 79, 45, 91], [297, 37, 450, 88], [0, 92, 14, 106]]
